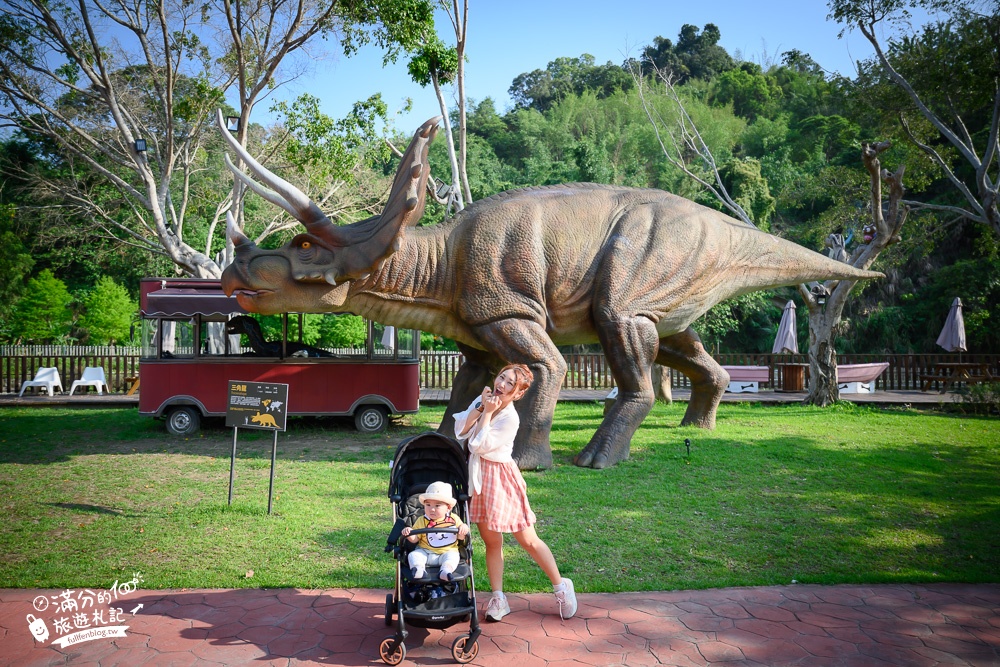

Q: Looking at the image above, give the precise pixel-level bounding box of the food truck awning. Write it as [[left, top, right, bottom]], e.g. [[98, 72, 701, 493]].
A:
[[142, 286, 248, 318]]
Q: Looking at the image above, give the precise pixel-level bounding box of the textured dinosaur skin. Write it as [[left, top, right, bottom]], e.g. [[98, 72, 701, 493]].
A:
[[217, 115, 882, 469]]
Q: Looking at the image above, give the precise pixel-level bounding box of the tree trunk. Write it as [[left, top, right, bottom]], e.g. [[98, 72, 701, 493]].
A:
[[652, 364, 673, 404], [453, 0, 472, 204], [431, 71, 465, 213], [805, 305, 839, 406]]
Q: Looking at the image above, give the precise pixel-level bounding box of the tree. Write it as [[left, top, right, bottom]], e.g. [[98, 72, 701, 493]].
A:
[[8, 269, 74, 343], [443, 0, 471, 206], [713, 63, 781, 121], [640, 24, 736, 83], [0, 0, 434, 284], [632, 67, 756, 226], [78, 276, 136, 345], [318, 313, 367, 348], [800, 141, 908, 405], [267, 93, 396, 226], [408, 33, 465, 213], [830, 0, 1000, 238], [509, 54, 633, 112], [634, 53, 910, 405], [207, 0, 433, 262], [0, 202, 34, 341]]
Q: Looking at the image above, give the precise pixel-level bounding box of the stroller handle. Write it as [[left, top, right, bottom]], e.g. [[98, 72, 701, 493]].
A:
[[385, 522, 468, 553], [405, 526, 461, 536]]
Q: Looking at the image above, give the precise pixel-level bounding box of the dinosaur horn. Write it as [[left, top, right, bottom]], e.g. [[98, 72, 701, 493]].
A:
[[320, 116, 440, 284], [226, 211, 253, 248], [215, 110, 337, 242]]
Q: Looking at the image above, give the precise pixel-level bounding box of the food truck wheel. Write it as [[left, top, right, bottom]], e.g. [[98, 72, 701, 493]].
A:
[[165, 406, 201, 436], [354, 405, 388, 433]]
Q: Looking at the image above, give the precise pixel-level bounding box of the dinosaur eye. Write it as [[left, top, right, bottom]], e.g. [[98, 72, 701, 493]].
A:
[[301, 241, 311, 249]]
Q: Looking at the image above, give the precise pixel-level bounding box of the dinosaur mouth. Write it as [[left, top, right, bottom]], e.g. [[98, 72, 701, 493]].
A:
[[233, 289, 269, 298], [232, 288, 272, 310]]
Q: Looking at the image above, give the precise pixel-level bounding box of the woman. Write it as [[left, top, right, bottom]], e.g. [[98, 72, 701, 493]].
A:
[[454, 363, 577, 621]]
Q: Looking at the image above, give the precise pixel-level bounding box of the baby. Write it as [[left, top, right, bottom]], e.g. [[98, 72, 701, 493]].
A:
[[401, 481, 469, 581]]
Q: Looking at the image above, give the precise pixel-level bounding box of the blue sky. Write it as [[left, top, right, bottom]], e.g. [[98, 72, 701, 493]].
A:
[[253, 0, 931, 133]]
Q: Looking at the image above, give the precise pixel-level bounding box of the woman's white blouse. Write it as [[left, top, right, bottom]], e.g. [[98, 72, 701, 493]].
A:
[[453, 400, 519, 495]]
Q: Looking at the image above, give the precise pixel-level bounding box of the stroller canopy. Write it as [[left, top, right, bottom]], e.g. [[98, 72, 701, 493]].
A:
[[389, 431, 469, 502]]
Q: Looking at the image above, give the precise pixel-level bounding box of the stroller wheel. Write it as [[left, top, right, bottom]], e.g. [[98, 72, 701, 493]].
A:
[[384, 593, 394, 626], [379, 637, 406, 665], [451, 635, 479, 664]]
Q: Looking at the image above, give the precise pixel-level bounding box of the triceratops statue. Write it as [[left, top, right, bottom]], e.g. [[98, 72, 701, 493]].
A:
[[217, 113, 881, 469]]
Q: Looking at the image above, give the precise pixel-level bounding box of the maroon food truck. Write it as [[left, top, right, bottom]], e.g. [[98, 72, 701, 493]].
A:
[[138, 278, 419, 435]]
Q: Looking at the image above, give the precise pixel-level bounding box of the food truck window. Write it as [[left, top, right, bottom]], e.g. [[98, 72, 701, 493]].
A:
[[201, 318, 240, 356], [316, 313, 367, 357], [394, 327, 418, 360], [373, 322, 395, 358], [141, 319, 194, 358], [166, 319, 195, 358], [141, 319, 158, 359]]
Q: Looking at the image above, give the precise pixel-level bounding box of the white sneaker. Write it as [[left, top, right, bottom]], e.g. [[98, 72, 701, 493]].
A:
[[484, 594, 510, 622], [555, 578, 577, 620]]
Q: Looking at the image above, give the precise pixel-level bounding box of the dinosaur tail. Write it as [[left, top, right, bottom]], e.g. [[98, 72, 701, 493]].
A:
[[727, 227, 883, 295]]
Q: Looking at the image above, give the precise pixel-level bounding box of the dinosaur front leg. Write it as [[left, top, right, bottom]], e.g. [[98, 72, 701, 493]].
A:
[[439, 344, 503, 440], [656, 327, 728, 428], [575, 315, 660, 469], [472, 318, 566, 470]]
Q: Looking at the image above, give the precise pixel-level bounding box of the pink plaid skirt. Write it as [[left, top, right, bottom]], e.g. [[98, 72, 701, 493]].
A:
[[469, 459, 536, 533]]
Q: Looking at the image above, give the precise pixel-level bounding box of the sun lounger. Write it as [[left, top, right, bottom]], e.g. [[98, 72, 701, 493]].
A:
[[837, 362, 889, 394], [721, 366, 770, 393]]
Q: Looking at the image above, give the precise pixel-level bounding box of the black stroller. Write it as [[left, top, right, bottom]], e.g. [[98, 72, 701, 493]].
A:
[[381, 432, 481, 665]]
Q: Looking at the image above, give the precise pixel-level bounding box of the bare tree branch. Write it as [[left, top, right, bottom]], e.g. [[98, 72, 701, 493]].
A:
[[629, 61, 756, 228]]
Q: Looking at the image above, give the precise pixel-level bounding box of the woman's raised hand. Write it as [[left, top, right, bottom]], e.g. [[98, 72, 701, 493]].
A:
[[481, 386, 501, 415]]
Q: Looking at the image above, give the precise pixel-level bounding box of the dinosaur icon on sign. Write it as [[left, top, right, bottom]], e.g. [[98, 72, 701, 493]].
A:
[[250, 412, 278, 428]]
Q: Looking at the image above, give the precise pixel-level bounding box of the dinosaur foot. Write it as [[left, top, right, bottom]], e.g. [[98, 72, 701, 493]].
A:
[[574, 436, 630, 469], [513, 442, 553, 471], [679, 410, 717, 429]]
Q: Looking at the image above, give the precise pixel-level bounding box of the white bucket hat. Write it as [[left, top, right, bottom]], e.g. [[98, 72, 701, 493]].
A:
[[418, 481, 456, 508]]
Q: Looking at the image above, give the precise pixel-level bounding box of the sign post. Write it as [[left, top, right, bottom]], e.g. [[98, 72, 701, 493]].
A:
[[225, 381, 288, 514]]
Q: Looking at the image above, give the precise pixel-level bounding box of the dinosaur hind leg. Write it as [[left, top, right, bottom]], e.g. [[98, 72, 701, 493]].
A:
[[472, 318, 566, 470], [656, 327, 728, 428], [575, 315, 659, 469]]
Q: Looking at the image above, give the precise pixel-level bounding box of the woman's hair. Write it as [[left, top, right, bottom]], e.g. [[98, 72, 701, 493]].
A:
[[498, 363, 534, 393]]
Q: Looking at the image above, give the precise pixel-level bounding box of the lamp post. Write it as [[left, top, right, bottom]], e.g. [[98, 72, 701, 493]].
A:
[[134, 138, 147, 153], [226, 116, 240, 133]]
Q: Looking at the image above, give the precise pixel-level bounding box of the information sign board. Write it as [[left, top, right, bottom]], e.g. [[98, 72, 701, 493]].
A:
[[225, 381, 288, 431]]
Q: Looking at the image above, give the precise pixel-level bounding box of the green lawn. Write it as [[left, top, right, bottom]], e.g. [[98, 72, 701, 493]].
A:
[[0, 402, 996, 594]]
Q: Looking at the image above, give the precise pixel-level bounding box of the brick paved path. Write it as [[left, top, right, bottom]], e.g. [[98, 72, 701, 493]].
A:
[[2, 584, 998, 666]]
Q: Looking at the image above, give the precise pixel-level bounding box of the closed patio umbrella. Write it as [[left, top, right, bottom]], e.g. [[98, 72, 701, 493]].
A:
[[772, 300, 799, 354], [935, 297, 967, 354]]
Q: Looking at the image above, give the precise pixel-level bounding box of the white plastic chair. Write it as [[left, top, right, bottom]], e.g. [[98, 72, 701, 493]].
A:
[[18, 367, 64, 397], [69, 367, 108, 396]]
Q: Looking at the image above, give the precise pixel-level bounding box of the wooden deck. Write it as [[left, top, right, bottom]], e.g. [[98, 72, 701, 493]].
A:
[[0, 387, 969, 408], [421, 387, 962, 405]]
